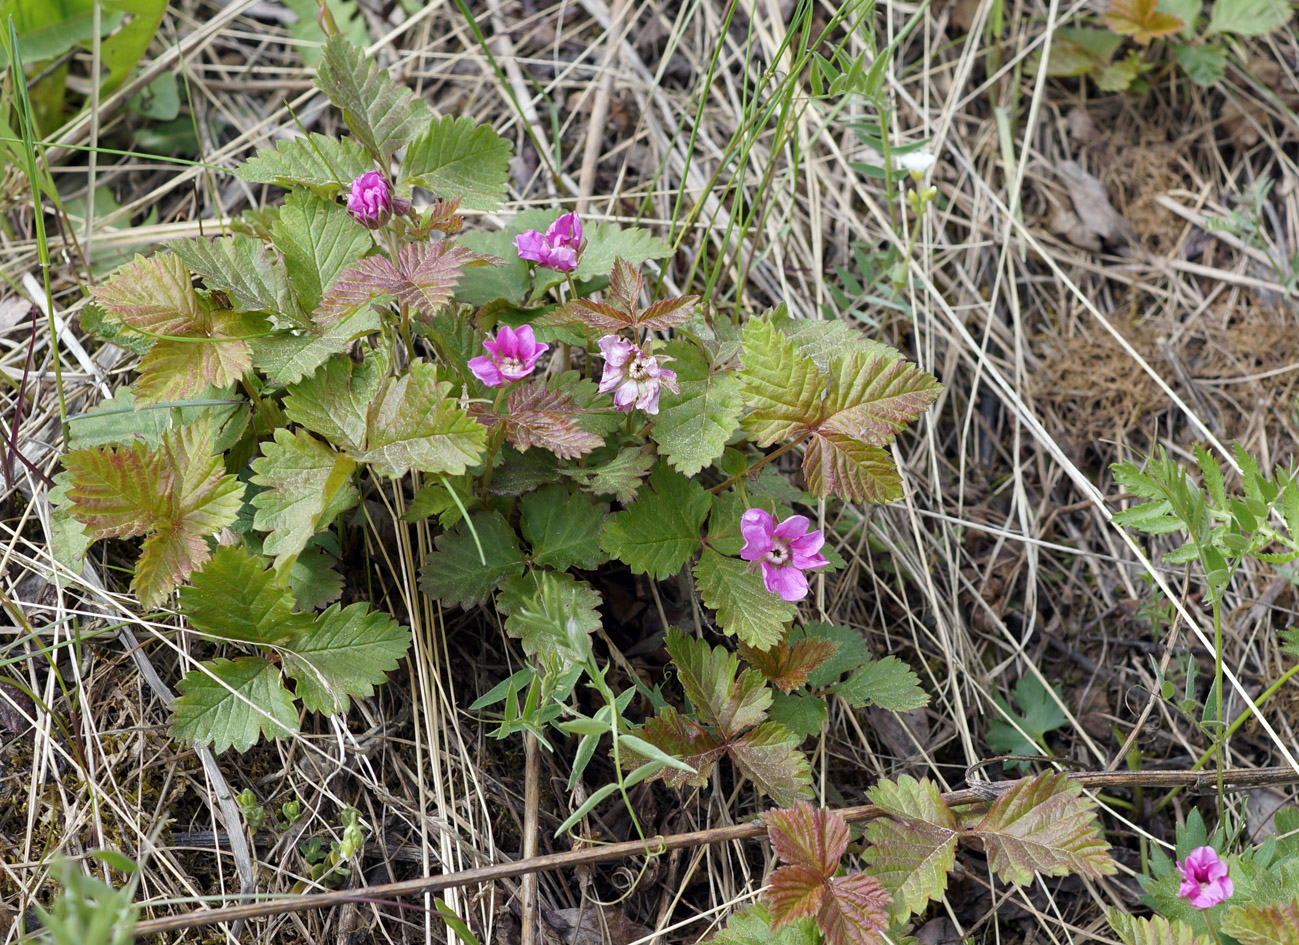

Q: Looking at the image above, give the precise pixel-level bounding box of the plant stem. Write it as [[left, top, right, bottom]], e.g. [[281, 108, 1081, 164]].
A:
[[709, 435, 809, 494]]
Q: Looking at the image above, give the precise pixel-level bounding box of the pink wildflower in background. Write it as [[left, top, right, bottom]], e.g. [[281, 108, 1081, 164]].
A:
[[596, 334, 678, 414], [514, 211, 583, 272], [739, 509, 829, 602], [1176, 847, 1233, 909], [346, 171, 393, 229], [468, 325, 549, 387]]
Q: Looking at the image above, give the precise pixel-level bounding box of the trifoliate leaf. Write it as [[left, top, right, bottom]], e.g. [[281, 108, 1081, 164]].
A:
[[173, 234, 295, 317], [131, 306, 266, 405], [694, 549, 796, 650], [864, 776, 958, 919], [1043, 27, 1124, 75], [731, 723, 814, 807], [283, 348, 386, 452], [630, 707, 723, 788], [832, 657, 927, 711], [503, 381, 605, 460], [519, 484, 608, 571], [497, 570, 601, 669], [94, 252, 204, 336], [171, 657, 298, 753], [740, 318, 824, 446], [399, 115, 511, 211], [599, 464, 710, 579], [1104, 0, 1186, 42], [271, 191, 372, 314], [801, 623, 871, 689], [741, 635, 839, 694], [987, 675, 1067, 770], [353, 361, 487, 477], [64, 422, 244, 608], [282, 602, 410, 714], [419, 510, 525, 608], [253, 304, 382, 386], [1204, 0, 1290, 35], [653, 339, 743, 477], [777, 316, 901, 374], [560, 444, 655, 504], [802, 432, 900, 503], [971, 771, 1117, 886], [666, 627, 771, 736], [250, 428, 359, 573], [820, 352, 941, 448], [1221, 898, 1299, 945], [1108, 911, 1213, 945], [315, 34, 429, 162], [180, 544, 314, 645], [317, 242, 484, 325], [768, 690, 828, 738], [543, 262, 696, 332], [768, 800, 846, 878], [235, 133, 374, 197]]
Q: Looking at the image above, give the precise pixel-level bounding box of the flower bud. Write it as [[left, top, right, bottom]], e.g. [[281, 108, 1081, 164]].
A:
[[347, 171, 393, 229]]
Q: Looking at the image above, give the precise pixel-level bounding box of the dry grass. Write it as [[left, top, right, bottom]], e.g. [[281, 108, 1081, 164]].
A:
[[3, 0, 1299, 942]]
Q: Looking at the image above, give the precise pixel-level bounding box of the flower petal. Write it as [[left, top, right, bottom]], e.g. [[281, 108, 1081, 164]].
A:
[[763, 563, 809, 602], [740, 509, 775, 560]]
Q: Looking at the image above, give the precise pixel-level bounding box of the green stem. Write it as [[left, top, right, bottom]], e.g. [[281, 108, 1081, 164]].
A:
[[1213, 598, 1225, 820], [709, 436, 809, 495]]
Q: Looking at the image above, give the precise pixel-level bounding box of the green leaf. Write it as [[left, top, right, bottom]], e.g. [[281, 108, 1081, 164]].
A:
[[48, 471, 92, 582], [132, 307, 267, 406], [253, 304, 383, 386], [171, 657, 298, 752], [1044, 28, 1125, 76], [283, 348, 386, 452], [352, 360, 487, 477], [1221, 898, 1299, 945], [693, 549, 796, 650], [800, 623, 871, 689], [250, 428, 359, 573], [831, 657, 927, 711], [802, 432, 900, 503], [497, 570, 601, 668], [1108, 911, 1213, 945], [315, 33, 429, 162], [972, 771, 1117, 886], [67, 386, 170, 448], [652, 340, 744, 476], [767, 690, 828, 738], [739, 318, 824, 445], [666, 627, 770, 735], [599, 464, 710, 579], [1173, 41, 1227, 85], [287, 548, 344, 610], [566, 223, 670, 286], [1205, 0, 1290, 35], [820, 352, 941, 447], [559, 444, 655, 504], [173, 234, 295, 316], [180, 544, 314, 645], [419, 510, 525, 608], [399, 115, 512, 211], [864, 776, 957, 919], [402, 476, 472, 526], [519, 484, 609, 571], [729, 722, 814, 806], [282, 603, 410, 714], [987, 675, 1067, 769], [236, 133, 375, 197], [713, 904, 818, 945], [271, 191, 372, 314]]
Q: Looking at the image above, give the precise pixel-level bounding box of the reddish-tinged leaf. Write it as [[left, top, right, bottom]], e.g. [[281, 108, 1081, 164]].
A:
[[95, 253, 203, 335], [637, 295, 698, 331], [819, 874, 891, 945], [864, 776, 958, 918], [803, 433, 901, 503], [134, 307, 261, 405], [504, 382, 605, 460], [64, 441, 171, 539], [741, 637, 839, 693], [1221, 898, 1299, 945], [820, 354, 942, 447], [666, 628, 771, 736], [972, 772, 1117, 886], [316, 256, 403, 326], [422, 197, 465, 235], [767, 865, 828, 926], [543, 298, 630, 333], [740, 319, 825, 446], [1104, 0, 1185, 42], [630, 707, 724, 788], [395, 241, 484, 317], [608, 258, 644, 312], [766, 803, 849, 876], [731, 723, 814, 806]]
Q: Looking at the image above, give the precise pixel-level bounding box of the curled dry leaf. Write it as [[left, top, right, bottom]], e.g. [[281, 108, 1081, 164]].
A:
[[1054, 160, 1136, 249]]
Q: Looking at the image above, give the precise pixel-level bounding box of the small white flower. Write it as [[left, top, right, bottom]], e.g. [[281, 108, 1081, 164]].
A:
[[897, 150, 937, 179]]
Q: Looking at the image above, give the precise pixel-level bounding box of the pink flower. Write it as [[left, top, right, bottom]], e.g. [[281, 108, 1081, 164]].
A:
[[514, 211, 583, 272], [596, 334, 678, 415], [468, 324, 549, 387], [346, 171, 393, 229], [739, 508, 829, 602], [1177, 847, 1233, 909]]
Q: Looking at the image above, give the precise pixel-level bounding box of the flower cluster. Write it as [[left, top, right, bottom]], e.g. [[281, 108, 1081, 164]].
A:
[[1176, 846, 1233, 910], [469, 325, 549, 388], [739, 509, 829, 602], [515, 211, 583, 273]]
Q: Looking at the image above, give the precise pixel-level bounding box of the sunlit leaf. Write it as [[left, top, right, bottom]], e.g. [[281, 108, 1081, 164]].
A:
[[171, 657, 298, 753]]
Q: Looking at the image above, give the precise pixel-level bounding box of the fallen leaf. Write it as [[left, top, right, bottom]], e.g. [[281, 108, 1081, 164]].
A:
[[1054, 160, 1135, 248], [545, 905, 654, 945], [1104, 0, 1185, 42]]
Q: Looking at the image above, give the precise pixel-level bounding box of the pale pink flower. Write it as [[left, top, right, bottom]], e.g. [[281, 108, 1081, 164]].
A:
[[514, 211, 583, 272], [468, 324, 549, 387], [596, 334, 678, 415], [346, 171, 393, 229], [739, 509, 829, 602], [1177, 847, 1233, 909]]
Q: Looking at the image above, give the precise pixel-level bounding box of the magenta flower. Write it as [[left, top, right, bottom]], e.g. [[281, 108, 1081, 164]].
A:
[[739, 509, 829, 602], [468, 324, 549, 387], [514, 211, 583, 272], [596, 334, 678, 414], [1177, 847, 1233, 909], [346, 171, 394, 229]]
